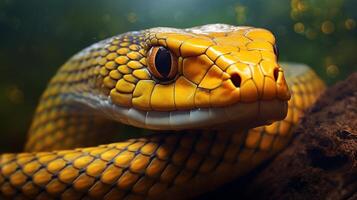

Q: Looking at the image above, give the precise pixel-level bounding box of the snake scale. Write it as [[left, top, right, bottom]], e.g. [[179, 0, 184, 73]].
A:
[[0, 24, 325, 200]]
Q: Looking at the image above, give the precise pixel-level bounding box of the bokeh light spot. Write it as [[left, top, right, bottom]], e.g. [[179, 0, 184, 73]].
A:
[[305, 29, 317, 39], [326, 64, 339, 77], [294, 22, 305, 34], [297, 1, 308, 12], [345, 18, 356, 30], [235, 4, 247, 24], [6, 85, 24, 104], [290, 10, 299, 20], [127, 12, 137, 23], [321, 21, 335, 34]]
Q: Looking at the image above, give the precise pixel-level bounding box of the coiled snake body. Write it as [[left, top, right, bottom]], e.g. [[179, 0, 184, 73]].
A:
[[0, 24, 325, 199]]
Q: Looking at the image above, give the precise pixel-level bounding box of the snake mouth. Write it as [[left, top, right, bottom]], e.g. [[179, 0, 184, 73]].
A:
[[100, 98, 288, 131]]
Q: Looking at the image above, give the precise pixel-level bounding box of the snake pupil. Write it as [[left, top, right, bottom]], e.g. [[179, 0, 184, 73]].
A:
[[154, 47, 172, 78]]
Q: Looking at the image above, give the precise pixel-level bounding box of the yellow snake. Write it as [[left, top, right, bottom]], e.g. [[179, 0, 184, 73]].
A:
[[0, 24, 325, 199]]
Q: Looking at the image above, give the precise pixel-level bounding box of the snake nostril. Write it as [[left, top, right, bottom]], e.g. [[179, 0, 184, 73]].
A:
[[230, 73, 241, 88], [274, 68, 279, 81]]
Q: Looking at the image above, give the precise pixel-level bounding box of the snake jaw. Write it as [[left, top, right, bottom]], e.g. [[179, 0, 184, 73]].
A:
[[96, 98, 287, 131], [82, 24, 292, 130]]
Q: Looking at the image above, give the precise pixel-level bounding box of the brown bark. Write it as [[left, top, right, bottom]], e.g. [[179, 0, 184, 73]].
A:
[[199, 73, 357, 200]]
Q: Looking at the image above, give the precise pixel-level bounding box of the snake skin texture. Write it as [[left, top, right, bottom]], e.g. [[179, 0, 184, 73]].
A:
[[0, 24, 325, 199]]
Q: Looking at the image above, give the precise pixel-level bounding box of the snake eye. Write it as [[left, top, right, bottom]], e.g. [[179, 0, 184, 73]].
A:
[[148, 46, 177, 81], [273, 44, 279, 60]]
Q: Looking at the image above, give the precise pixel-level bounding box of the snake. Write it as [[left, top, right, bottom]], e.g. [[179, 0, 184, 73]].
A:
[[0, 24, 326, 200]]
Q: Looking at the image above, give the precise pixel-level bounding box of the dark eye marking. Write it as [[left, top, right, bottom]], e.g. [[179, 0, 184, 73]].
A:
[[148, 46, 178, 81], [154, 47, 172, 78]]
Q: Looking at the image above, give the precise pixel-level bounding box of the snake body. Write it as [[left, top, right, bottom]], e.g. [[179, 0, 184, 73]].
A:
[[0, 24, 325, 199]]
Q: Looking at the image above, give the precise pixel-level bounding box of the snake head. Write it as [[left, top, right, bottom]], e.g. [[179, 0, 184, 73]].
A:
[[95, 24, 290, 130]]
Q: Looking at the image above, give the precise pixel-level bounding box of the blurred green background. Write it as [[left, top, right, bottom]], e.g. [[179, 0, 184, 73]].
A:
[[0, 0, 356, 152]]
